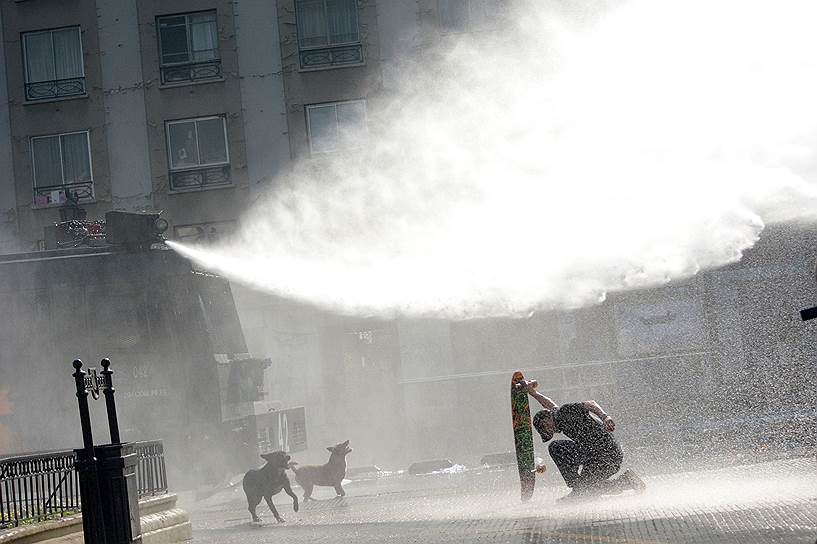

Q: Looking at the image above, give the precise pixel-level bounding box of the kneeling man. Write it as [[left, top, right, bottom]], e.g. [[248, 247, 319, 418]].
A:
[[524, 381, 645, 500]]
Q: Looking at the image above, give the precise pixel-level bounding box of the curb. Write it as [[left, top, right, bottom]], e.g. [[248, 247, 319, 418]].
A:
[[0, 494, 190, 544]]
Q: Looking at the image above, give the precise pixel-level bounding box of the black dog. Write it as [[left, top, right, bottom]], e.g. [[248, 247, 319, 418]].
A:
[[242, 451, 299, 523]]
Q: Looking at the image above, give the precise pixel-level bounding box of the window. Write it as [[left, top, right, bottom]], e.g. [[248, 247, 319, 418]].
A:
[[31, 131, 94, 206], [158, 11, 221, 85], [306, 100, 367, 154], [174, 220, 237, 244], [166, 116, 230, 190], [22, 27, 85, 101], [438, 0, 499, 33], [296, 0, 363, 69]]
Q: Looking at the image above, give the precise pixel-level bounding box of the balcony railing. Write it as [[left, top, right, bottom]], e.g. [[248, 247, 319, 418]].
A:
[[33, 181, 94, 207], [160, 59, 222, 85], [25, 77, 86, 101], [300, 44, 363, 70], [169, 164, 230, 191], [0, 440, 167, 529]]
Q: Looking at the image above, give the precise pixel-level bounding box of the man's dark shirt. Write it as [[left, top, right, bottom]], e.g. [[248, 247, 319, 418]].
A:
[[554, 402, 623, 460]]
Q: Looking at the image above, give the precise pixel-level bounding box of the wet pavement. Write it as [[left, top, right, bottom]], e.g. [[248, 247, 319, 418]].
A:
[[186, 457, 817, 543]]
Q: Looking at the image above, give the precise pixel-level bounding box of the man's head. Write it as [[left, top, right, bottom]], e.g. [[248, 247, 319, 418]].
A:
[[532, 409, 556, 442]]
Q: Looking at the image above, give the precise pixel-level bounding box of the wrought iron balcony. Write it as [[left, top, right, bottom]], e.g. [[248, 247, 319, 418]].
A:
[[160, 59, 222, 85], [169, 164, 231, 191], [25, 77, 86, 101], [300, 44, 363, 70], [33, 181, 94, 207]]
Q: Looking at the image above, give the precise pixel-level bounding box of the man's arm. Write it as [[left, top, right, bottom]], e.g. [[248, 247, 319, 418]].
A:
[[583, 400, 615, 432], [525, 383, 558, 410]]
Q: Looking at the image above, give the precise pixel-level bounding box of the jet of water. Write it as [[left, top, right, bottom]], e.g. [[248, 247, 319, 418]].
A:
[[169, 0, 817, 319]]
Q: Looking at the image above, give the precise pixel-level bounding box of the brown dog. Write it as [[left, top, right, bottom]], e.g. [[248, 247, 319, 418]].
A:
[[291, 440, 352, 500]]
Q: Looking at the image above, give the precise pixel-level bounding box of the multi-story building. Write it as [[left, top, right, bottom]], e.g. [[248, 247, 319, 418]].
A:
[[0, 0, 496, 250], [0, 0, 478, 464], [0, 0, 295, 252]]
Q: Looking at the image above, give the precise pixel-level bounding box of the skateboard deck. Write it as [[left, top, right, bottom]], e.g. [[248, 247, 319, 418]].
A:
[[511, 370, 535, 501]]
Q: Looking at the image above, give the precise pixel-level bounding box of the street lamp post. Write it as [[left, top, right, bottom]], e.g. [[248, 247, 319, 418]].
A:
[[72, 359, 142, 544]]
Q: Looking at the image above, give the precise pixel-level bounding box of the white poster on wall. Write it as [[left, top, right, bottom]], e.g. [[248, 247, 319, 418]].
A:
[[614, 287, 709, 357]]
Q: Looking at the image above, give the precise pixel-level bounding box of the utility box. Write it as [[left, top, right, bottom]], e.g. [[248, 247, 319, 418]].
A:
[[75, 444, 142, 544]]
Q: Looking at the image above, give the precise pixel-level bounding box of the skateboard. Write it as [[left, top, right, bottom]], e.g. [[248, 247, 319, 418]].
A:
[[511, 371, 535, 501]]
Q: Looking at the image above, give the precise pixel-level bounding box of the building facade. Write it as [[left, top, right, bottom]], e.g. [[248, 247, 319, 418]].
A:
[[0, 0, 493, 250], [0, 0, 297, 251]]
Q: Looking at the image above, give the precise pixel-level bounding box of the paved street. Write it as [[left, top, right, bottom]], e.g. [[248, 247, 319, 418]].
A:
[[186, 457, 817, 543]]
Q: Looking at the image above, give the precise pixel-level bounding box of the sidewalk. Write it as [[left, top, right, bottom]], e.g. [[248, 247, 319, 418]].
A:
[[188, 457, 817, 543]]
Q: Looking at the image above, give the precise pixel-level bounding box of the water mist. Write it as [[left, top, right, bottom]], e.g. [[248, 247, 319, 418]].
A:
[[168, 0, 817, 319]]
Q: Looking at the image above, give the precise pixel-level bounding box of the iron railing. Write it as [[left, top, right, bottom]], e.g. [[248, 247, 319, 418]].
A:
[[25, 77, 86, 101], [169, 164, 230, 191], [300, 44, 363, 69], [33, 181, 94, 207], [0, 450, 79, 529], [160, 59, 222, 85], [0, 440, 167, 529], [133, 441, 167, 498]]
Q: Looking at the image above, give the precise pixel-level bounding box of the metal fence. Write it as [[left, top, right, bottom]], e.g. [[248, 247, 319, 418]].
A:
[[0, 440, 167, 530], [0, 450, 79, 529], [133, 441, 167, 498]]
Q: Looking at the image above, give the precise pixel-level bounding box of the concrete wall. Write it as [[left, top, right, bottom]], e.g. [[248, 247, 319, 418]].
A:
[[375, 0, 420, 90], [97, 0, 153, 211], [0, 8, 19, 254], [397, 319, 460, 462], [233, 0, 291, 197]]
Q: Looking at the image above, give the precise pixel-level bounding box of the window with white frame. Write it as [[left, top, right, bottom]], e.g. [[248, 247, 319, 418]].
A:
[[438, 0, 499, 32], [166, 116, 230, 190], [158, 11, 221, 85], [306, 100, 367, 154], [31, 131, 94, 206], [22, 27, 85, 101], [296, 0, 362, 69]]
